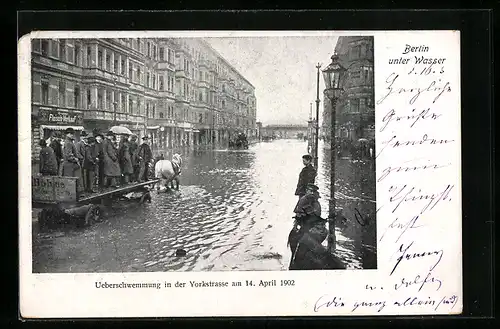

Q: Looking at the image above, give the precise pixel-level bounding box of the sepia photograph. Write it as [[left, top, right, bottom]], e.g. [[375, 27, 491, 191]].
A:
[[29, 35, 377, 273]]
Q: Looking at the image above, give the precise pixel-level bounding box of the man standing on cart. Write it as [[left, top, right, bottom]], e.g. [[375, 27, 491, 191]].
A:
[[102, 131, 122, 188], [61, 128, 83, 193], [137, 135, 153, 182]]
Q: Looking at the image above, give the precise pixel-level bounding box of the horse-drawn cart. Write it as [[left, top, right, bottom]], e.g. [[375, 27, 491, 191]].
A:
[[32, 175, 159, 229]]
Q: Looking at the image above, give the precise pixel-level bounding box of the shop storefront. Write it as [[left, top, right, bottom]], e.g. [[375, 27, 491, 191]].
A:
[[32, 107, 84, 161]]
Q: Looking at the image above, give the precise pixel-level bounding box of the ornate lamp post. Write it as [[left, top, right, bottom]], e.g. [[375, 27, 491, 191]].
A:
[[322, 53, 347, 252], [313, 63, 322, 169]]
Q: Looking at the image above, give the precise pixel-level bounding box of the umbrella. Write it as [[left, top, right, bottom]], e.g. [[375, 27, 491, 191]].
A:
[[109, 126, 133, 135], [358, 138, 369, 143]]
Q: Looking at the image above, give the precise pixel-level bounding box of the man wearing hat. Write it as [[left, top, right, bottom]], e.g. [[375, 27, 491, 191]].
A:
[[294, 154, 317, 198], [102, 131, 122, 187], [137, 135, 153, 182], [289, 183, 328, 270], [75, 131, 88, 190], [92, 130, 105, 188], [49, 132, 63, 174], [128, 134, 139, 182], [61, 128, 83, 192], [82, 136, 97, 193]]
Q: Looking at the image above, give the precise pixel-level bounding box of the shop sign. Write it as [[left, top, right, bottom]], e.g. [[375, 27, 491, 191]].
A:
[[38, 109, 84, 126], [32, 176, 78, 203]]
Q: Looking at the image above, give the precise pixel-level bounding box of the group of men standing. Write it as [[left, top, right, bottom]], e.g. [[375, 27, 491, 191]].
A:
[[38, 128, 153, 194]]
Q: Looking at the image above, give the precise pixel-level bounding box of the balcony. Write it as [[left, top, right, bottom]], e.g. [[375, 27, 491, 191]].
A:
[[32, 55, 83, 76], [156, 62, 176, 71], [198, 80, 210, 89], [148, 118, 178, 127], [175, 69, 187, 79], [84, 109, 144, 124], [82, 68, 129, 85]]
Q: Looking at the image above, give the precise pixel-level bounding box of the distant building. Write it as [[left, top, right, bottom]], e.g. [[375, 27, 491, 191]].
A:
[[321, 36, 374, 142], [31, 38, 257, 159], [260, 124, 308, 139]]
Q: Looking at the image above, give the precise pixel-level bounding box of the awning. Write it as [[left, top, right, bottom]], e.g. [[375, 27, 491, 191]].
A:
[[40, 125, 84, 131], [192, 129, 200, 133], [183, 128, 192, 132], [147, 126, 160, 130]]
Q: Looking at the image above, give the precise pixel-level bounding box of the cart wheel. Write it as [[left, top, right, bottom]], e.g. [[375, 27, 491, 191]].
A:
[[139, 192, 152, 204], [83, 205, 102, 226]]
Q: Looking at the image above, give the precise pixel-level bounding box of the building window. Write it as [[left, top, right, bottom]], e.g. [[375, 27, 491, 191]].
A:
[[121, 94, 126, 111], [136, 38, 141, 51], [138, 99, 141, 115], [222, 100, 225, 108], [121, 59, 125, 75], [199, 113, 203, 124], [159, 112, 164, 119], [87, 89, 91, 108], [147, 42, 151, 57], [98, 89, 104, 109], [98, 50, 103, 69], [106, 53, 111, 71], [59, 40, 66, 61], [137, 67, 141, 84], [153, 45, 157, 59], [199, 92, 202, 102], [350, 45, 362, 59], [167, 49, 172, 63], [114, 91, 119, 110], [159, 75, 164, 90], [41, 40, 49, 56], [32, 39, 41, 53], [129, 65, 133, 80], [114, 58, 118, 73], [58, 81, 66, 106], [146, 72, 150, 88], [350, 70, 361, 79], [87, 47, 91, 67], [106, 90, 111, 109], [74, 44, 80, 66], [160, 47, 164, 60], [350, 98, 360, 113], [74, 86, 80, 108], [51, 40, 58, 57], [129, 96, 133, 113], [152, 74, 156, 89], [41, 81, 49, 105]]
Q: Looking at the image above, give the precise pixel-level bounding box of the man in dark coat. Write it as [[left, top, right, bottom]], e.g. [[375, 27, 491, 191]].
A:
[[75, 131, 88, 190], [294, 154, 317, 198], [137, 136, 153, 182], [128, 134, 139, 182], [49, 132, 63, 174], [61, 128, 83, 192], [102, 131, 121, 187], [93, 131, 105, 188], [82, 136, 98, 193], [288, 184, 332, 270], [38, 139, 58, 176], [119, 134, 134, 184]]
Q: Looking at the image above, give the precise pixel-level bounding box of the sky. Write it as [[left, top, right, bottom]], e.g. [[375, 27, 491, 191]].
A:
[[206, 36, 338, 126]]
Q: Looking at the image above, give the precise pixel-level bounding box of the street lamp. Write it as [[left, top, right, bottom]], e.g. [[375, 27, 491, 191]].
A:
[[322, 53, 347, 253], [313, 63, 322, 169]]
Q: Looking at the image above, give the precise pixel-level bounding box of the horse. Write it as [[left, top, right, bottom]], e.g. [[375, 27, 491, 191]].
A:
[[153, 153, 183, 191]]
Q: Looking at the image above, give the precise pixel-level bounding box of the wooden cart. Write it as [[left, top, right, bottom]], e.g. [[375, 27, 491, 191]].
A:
[[32, 175, 159, 229]]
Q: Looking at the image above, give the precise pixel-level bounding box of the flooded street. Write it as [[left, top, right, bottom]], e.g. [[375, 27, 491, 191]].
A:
[[32, 139, 376, 273]]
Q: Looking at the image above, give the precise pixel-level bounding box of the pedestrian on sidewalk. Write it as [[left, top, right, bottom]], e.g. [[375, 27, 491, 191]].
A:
[[38, 139, 58, 176], [294, 154, 317, 199]]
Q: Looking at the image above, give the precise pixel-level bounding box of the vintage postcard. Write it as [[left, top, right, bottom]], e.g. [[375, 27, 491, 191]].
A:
[[18, 30, 462, 318]]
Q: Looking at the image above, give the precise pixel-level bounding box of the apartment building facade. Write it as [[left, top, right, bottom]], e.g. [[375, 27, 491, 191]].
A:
[[321, 36, 374, 142], [31, 37, 257, 159]]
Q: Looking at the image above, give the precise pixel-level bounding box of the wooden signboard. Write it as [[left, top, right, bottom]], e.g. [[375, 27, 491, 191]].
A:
[[32, 176, 78, 203]]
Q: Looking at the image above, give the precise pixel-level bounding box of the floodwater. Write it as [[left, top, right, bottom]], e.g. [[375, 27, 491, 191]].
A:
[[32, 139, 376, 273]]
